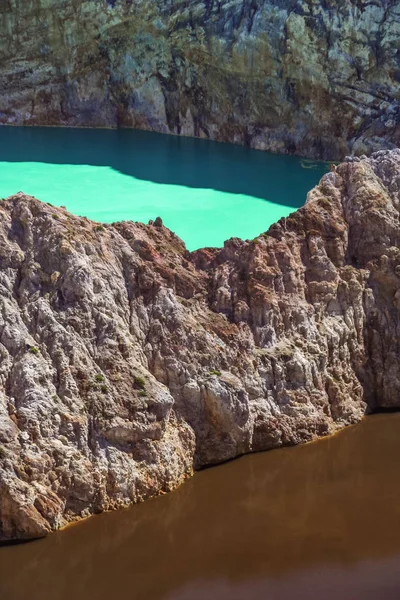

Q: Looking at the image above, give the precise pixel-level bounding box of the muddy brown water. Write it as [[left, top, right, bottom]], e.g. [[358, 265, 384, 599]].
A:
[[1, 413, 400, 600]]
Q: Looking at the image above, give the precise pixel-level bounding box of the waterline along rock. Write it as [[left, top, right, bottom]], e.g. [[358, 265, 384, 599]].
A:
[[1, 0, 400, 159], [1, 149, 400, 540]]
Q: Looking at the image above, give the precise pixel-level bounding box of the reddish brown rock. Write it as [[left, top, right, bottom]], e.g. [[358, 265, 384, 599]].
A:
[[1, 149, 400, 540]]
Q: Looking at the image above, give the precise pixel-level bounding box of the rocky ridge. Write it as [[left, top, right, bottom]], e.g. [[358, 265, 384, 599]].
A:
[[1, 0, 400, 159], [1, 149, 400, 540]]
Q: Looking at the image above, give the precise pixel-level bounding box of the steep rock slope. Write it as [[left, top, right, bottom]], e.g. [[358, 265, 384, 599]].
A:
[[1, 0, 400, 159], [1, 149, 400, 540]]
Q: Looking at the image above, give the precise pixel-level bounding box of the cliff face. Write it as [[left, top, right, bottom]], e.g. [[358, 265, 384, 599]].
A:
[[1, 149, 400, 540], [1, 0, 400, 159]]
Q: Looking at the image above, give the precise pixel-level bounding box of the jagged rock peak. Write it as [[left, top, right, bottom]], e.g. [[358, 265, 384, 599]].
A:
[[1, 149, 400, 540]]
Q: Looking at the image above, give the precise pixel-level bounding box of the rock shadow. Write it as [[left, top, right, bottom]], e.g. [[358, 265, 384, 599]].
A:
[[0, 126, 328, 207]]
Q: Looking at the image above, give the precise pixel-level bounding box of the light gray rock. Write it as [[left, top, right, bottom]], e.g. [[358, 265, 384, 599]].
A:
[[1, 0, 400, 158], [2, 150, 400, 540]]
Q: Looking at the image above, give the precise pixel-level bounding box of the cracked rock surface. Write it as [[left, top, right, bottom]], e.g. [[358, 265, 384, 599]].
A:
[[1, 0, 400, 159], [1, 149, 400, 540]]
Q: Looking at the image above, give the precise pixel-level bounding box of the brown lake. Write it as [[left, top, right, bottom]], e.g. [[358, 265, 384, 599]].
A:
[[1, 413, 400, 600]]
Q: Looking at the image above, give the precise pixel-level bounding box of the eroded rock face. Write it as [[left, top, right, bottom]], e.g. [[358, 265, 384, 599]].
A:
[[1, 149, 400, 540], [1, 0, 400, 159]]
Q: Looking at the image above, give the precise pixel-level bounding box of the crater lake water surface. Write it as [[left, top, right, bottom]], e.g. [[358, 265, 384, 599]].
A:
[[1, 414, 400, 600], [0, 127, 328, 250]]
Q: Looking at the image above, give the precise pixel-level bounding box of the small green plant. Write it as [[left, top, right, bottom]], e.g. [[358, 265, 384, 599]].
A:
[[138, 390, 147, 397], [0, 445, 7, 459], [95, 225, 104, 232], [95, 374, 105, 383], [29, 346, 40, 355], [101, 385, 108, 394], [277, 347, 293, 359], [319, 197, 330, 208], [134, 376, 146, 390], [209, 369, 222, 376], [52, 214, 59, 220]]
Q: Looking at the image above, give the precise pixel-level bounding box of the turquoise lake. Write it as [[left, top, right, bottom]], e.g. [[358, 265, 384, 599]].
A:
[[0, 127, 328, 250]]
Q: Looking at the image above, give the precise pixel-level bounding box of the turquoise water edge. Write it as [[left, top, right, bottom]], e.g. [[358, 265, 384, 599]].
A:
[[0, 127, 328, 251]]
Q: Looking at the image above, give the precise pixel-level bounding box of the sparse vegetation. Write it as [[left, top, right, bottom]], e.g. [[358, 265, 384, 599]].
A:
[[277, 347, 293, 359], [319, 197, 330, 208], [52, 214, 59, 220], [209, 369, 222, 376], [138, 390, 147, 397], [0, 445, 7, 459], [29, 346, 40, 355], [134, 376, 146, 390], [95, 225, 104, 232], [101, 385, 108, 394], [95, 374, 105, 383]]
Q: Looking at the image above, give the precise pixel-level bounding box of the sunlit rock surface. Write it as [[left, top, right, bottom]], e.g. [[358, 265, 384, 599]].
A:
[[1, 150, 400, 540], [1, 0, 400, 158]]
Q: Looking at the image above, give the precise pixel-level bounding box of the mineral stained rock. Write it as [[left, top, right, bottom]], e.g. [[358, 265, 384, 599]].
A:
[[1, 149, 400, 540], [1, 0, 400, 159]]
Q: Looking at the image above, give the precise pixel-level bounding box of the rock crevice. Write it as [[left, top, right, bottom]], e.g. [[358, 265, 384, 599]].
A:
[[1, 0, 400, 158], [1, 149, 400, 540]]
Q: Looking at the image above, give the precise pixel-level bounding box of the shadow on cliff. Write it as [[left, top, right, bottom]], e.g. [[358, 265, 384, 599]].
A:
[[0, 126, 328, 207]]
